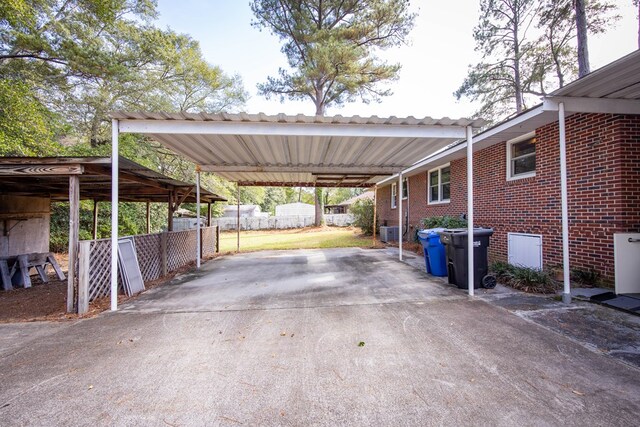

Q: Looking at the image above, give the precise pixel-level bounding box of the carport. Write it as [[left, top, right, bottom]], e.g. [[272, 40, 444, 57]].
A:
[[108, 112, 486, 310]]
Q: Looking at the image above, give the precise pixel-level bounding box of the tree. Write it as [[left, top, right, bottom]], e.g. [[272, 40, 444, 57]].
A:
[[537, 0, 618, 88], [575, 0, 590, 76], [251, 0, 415, 225], [456, 0, 618, 121]]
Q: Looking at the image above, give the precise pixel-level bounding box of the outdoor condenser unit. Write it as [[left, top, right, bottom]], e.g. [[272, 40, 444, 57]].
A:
[[379, 226, 399, 243]]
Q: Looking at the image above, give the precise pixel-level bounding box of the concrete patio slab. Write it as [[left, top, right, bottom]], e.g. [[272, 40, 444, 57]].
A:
[[1, 248, 639, 426]]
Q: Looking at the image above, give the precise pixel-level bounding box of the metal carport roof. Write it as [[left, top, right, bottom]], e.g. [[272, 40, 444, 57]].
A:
[[110, 112, 485, 187]]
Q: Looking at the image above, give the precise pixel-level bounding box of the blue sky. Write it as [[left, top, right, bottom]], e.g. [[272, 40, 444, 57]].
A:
[[155, 1, 639, 118]]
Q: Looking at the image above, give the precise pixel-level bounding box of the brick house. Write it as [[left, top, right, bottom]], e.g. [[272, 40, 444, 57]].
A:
[[375, 51, 640, 284]]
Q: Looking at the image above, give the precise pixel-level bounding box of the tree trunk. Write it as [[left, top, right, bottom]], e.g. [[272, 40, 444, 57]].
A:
[[575, 0, 590, 77], [314, 187, 324, 227], [513, 14, 523, 113], [314, 92, 325, 227]]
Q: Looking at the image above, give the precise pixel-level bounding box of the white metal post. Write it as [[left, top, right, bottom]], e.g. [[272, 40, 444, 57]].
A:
[[196, 166, 201, 269], [398, 173, 403, 261], [559, 103, 571, 304], [110, 119, 119, 311], [467, 126, 474, 296]]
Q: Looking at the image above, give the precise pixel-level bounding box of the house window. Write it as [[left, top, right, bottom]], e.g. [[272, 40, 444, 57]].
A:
[[391, 183, 397, 209], [507, 132, 536, 180], [401, 177, 408, 200], [428, 164, 450, 204]]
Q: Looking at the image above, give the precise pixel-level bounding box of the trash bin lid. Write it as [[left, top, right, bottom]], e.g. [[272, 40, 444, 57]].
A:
[[418, 227, 445, 238]]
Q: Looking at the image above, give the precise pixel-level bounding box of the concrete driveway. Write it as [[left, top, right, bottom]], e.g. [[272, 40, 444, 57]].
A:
[[1, 248, 639, 426]]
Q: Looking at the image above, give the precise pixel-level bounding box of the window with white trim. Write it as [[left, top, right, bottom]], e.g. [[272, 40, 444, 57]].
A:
[[391, 183, 397, 209], [401, 177, 408, 200], [507, 132, 536, 180], [428, 164, 450, 204]]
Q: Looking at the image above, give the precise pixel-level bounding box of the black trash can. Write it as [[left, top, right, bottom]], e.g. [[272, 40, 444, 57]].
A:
[[439, 228, 494, 289]]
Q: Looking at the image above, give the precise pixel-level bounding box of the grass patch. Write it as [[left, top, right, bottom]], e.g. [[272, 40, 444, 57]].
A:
[[219, 226, 376, 252]]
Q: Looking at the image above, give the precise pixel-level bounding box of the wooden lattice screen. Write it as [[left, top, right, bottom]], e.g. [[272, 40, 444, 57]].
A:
[[77, 226, 218, 313]]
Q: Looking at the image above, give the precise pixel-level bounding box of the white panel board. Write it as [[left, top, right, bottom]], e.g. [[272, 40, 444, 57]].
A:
[[508, 233, 543, 270], [614, 233, 640, 294], [118, 238, 145, 295]]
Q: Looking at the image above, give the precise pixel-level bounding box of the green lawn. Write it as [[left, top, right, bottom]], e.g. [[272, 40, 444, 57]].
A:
[[219, 227, 375, 252]]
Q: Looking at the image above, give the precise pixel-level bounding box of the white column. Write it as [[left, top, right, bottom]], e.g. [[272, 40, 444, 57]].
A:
[[110, 119, 119, 311], [467, 126, 474, 297], [196, 166, 201, 269], [559, 103, 571, 304], [398, 173, 403, 261]]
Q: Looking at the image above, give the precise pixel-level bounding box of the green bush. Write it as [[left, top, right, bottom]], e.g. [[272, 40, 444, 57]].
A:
[[421, 215, 467, 229], [349, 199, 375, 235], [490, 261, 558, 294], [570, 268, 601, 286]]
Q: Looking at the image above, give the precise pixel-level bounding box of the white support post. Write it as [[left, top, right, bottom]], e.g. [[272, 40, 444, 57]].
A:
[[559, 103, 572, 304], [236, 183, 240, 253], [196, 166, 201, 269], [110, 119, 119, 311], [467, 126, 474, 297], [398, 173, 403, 261]]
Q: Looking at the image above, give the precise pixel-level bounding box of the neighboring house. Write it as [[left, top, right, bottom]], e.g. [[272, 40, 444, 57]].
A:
[[325, 191, 374, 214], [222, 204, 267, 218], [275, 202, 315, 216], [376, 50, 640, 282]]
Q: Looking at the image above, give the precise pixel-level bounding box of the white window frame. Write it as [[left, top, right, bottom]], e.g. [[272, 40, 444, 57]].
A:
[[427, 163, 451, 205], [391, 182, 397, 209], [401, 177, 408, 200], [507, 131, 536, 181]]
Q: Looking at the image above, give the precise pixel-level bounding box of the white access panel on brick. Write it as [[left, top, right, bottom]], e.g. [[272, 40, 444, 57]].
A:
[[614, 233, 640, 294], [508, 233, 543, 270]]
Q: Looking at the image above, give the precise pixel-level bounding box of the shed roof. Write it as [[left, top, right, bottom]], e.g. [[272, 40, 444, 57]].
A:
[[111, 112, 485, 188], [0, 156, 226, 203]]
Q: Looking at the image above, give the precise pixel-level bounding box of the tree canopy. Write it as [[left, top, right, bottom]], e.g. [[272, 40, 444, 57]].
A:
[[455, 0, 618, 121], [251, 0, 415, 115]]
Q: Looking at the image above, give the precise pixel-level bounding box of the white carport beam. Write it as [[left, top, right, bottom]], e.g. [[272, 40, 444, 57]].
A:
[[559, 103, 571, 304], [466, 126, 474, 297], [201, 165, 399, 175], [119, 120, 468, 139], [196, 166, 201, 269], [110, 120, 119, 311], [543, 97, 640, 115], [398, 173, 403, 262]]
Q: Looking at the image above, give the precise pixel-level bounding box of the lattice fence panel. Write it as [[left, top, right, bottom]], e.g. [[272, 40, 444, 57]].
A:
[[133, 233, 162, 281], [201, 226, 217, 258], [87, 239, 124, 302], [167, 229, 197, 271]]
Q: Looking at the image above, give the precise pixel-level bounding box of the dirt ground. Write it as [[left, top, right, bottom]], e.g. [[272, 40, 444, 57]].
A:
[[0, 254, 201, 323]]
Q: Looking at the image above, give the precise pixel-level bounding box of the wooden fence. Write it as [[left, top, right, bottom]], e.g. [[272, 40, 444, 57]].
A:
[[75, 226, 219, 314]]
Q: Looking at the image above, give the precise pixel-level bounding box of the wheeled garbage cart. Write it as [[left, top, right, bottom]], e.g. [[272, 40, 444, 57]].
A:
[[438, 228, 495, 289]]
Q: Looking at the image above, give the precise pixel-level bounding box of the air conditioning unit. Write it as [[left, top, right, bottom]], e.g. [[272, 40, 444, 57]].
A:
[[380, 226, 399, 243]]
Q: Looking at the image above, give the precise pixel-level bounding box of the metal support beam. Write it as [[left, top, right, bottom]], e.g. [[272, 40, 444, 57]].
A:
[[466, 126, 474, 297], [196, 166, 201, 269], [202, 165, 398, 175], [559, 103, 572, 304], [543, 96, 640, 115], [236, 183, 240, 253], [398, 173, 403, 261], [119, 119, 469, 139], [110, 119, 119, 311], [372, 185, 377, 247]]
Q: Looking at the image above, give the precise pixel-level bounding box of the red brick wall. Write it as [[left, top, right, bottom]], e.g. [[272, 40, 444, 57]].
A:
[[376, 113, 640, 280]]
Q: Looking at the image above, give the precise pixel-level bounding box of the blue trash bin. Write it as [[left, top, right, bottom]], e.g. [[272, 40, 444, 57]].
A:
[[417, 228, 447, 276]]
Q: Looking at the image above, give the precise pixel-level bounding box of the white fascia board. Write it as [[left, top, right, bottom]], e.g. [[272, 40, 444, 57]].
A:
[[201, 164, 399, 175], [400, 105, 546, 178], [543, 96, 640, 115], [118, 119, 468, 139], [375, 173, 399, 187]]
